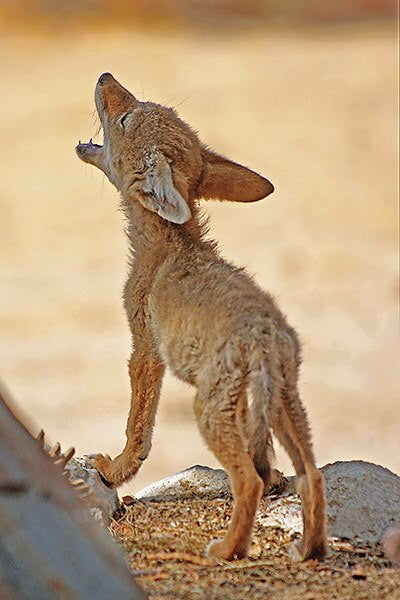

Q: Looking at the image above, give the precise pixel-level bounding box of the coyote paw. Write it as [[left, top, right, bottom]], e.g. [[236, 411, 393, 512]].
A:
[[206, 539, 228, 559], [289, 539, 329, 562], [206, 538, 247, 561], [90, 453, 142, 487], [289, 541, 304, 562], [90, 453, 119, 487]]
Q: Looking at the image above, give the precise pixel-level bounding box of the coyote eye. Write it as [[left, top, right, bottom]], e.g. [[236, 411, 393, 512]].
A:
[[118, 112, 130, 130]]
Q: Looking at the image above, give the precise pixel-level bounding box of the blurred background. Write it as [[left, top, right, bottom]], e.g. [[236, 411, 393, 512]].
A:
[[0, 1, 398, 494]]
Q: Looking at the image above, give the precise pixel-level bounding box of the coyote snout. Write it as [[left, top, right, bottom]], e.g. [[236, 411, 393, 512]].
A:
[[76, 73, 328, 562]]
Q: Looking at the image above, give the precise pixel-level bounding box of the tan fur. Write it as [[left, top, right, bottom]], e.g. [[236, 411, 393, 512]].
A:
[[76, 73, 328, 561]]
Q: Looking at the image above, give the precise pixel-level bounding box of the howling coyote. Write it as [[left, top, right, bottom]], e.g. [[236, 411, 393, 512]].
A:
[[76, 73, 328, 561]]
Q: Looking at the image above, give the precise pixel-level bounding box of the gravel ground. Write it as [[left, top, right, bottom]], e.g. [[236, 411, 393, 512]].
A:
[[111, 496, 400, 599]]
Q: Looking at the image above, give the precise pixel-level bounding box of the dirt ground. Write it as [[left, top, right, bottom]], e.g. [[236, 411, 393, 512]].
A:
[[112, 495, 400, 599], [0, 21, 398, 502]]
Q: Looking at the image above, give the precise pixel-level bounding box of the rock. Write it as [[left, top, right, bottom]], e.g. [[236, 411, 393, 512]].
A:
[[40, 438, 120, 526], [65, 455, 120, 526], [257, 495, 303, 535], [134, 460, 400, 544], [135, 465, 231, 501], [322, 460, 400, 544], [0, 391, 145, 600]]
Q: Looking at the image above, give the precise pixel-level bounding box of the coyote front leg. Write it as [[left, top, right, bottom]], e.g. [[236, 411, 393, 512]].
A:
[[94, 351, 165, 487]]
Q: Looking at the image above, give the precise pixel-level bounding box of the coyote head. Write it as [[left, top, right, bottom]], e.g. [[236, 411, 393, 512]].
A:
[[76, 73, 274, 224]]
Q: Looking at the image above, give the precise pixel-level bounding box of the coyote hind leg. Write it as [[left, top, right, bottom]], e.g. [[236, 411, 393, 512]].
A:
[[271, 391, 328, 561], [194, 383, 263, 560]]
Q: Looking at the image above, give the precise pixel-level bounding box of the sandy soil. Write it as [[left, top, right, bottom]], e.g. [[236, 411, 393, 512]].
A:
[[0, 23, 398, 497]]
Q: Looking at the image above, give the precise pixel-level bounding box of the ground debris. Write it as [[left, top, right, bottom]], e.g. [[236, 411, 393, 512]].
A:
[[110, 496, 400, 599]]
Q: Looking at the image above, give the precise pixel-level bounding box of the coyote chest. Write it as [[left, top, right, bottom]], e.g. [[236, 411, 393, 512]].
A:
[[148, 294, 210, 385]]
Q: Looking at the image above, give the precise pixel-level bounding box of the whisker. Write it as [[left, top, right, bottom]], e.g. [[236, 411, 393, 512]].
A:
[[94, 122, 102, 138], [171, 91, 198, 109], [163, 90, 179, 106], [89, 108, 102, 139]]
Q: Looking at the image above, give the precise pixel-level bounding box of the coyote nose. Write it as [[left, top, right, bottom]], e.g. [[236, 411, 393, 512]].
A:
[[98, 72, 114, 86]]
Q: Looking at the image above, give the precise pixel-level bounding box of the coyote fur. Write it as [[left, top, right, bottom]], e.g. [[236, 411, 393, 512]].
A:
[[76, 73, 328, 561]]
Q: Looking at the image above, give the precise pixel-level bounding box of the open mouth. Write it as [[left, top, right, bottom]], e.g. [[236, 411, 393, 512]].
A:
[[75, 137, 103, 163]]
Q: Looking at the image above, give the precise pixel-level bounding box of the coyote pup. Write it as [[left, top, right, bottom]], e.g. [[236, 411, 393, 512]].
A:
[[76, 73, 328, 561]]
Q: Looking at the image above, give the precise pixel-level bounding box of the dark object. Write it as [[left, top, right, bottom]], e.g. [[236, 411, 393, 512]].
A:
[[0, 384, 145, 600]]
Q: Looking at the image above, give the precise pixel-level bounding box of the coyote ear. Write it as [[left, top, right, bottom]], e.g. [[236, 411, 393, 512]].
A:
[[197, 147, 274, 202], [136, 152, 192, 224]]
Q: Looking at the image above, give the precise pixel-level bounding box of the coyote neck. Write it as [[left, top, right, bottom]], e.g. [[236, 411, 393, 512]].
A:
[[121, 196, 213, 258]]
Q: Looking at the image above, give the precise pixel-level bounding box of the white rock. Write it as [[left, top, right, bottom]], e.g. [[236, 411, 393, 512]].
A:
[[135, 464, 230, 501], [257, 496, 303, 535], [322, 460, 400, 543], [65, 456, 120, 526]]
